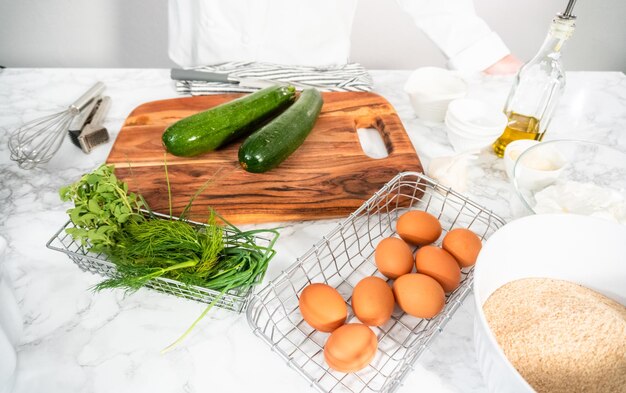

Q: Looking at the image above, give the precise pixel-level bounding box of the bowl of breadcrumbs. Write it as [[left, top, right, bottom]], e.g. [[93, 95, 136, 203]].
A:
[[472, 214, 626, 393]]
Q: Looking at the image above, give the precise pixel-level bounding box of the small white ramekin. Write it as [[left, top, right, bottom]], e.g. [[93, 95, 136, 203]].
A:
[[503, 139, 541, 180], [505, 140, 567, 190]]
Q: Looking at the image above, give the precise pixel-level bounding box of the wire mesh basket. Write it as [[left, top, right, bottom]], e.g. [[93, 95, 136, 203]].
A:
[[246, 172, 505, 393], [46, 213, 278, 313]]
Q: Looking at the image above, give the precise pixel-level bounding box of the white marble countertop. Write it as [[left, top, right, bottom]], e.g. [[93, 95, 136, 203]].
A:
[[0, 68, 625, 393]]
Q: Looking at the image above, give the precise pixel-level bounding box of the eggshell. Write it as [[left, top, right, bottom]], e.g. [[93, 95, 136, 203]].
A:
[[299, 283, 347, 332], [392, 273, 445, 319], [324, 323, 378, 373], [351, 277, 395, 326], [374, 237, 414, 279], [442, 228, 482, 267], [414, 246, 461, 292], [396, 211, 442, 246]]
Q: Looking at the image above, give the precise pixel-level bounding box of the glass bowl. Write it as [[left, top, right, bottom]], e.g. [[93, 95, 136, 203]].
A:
[[512, 139, 626, 223]]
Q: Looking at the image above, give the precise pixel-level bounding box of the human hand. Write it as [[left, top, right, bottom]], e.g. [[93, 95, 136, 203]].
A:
[[483, 54, 523, 75]]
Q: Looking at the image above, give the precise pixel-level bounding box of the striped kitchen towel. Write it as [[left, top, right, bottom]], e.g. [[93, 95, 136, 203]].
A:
[[175, 61, 373, 95]]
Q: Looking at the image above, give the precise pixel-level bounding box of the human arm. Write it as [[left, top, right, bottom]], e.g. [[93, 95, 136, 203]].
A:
[[396, 0, 520, 74], [483, 54, 522, 75]]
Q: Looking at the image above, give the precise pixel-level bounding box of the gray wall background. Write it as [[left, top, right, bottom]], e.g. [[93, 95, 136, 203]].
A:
[[1, 0, 624, 71]]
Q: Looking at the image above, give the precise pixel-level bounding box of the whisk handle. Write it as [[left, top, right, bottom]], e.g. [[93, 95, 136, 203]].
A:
[[69, 82, 106, 114]]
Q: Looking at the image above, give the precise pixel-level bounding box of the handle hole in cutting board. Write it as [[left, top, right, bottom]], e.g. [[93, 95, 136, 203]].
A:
[[357, 128, 389, 159]]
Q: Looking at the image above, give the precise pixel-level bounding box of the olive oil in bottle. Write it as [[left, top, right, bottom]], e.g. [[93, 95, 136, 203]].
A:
[[492, 0, 577, 158], [492, 112, 542, 157]]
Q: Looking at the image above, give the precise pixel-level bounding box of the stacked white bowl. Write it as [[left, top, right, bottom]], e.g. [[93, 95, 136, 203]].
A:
[[404, 67, 468, 122], [444, 98, 508, 153]]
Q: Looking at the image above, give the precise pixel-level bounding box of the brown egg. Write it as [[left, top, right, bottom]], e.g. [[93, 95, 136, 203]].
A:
[[414, 246, 462, 292], [396, 211, 442, 246], [351, 277, 395, 326], [392, 273, 445, 319], [374, 237, 414, 279], [324, 323, 378, 373], [299, 283, 347, 332], [442, 228, 482, 268]]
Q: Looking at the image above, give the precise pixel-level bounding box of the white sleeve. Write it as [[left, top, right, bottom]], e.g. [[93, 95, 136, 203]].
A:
[[396, 0, 510, 72], [168, 0, 189, 67]]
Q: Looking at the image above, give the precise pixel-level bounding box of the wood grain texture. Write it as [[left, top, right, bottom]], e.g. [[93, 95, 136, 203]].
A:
[[106, 92, 422, 224]]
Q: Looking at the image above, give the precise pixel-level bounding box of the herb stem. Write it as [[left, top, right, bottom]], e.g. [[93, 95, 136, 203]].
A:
[[113, 183, 134, 213], [131, 260, 199, 286], [163, 260, 198, 272], [164, 153, 173, 218], [160, 286, 229, 354]]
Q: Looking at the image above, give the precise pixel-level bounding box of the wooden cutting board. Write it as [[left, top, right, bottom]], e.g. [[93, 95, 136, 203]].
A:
[[106, 92, 422, 224]]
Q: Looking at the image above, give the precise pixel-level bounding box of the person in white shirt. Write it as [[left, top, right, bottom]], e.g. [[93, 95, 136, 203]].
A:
[[168, 0, 521, 74]]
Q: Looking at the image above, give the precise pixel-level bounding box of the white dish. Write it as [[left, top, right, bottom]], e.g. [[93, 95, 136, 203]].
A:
[[444, 116, 502, 138], [443, 98, 506, 153], [404, 67, 467, 122], [444, 117, 500, 153], [444, 116, 496, 137], [473, 214, 626, 393], [446, 98, 508, 136]]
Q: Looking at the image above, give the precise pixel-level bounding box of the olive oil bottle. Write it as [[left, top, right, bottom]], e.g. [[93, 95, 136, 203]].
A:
[[493, 0, 577, 157]]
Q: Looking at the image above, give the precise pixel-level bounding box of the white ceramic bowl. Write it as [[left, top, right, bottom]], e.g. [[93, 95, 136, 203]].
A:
[[444, 118, 501, 153], [446, 98, 508, 136], [404, 67, 467, 122], [445, 128, 498, 153], [443, 98, 506, 153], [444, 116, 502, 138], [473, 214, 626, 393]]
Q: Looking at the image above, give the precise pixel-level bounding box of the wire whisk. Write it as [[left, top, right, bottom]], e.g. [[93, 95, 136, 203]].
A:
[[8, 82, 105, 169]]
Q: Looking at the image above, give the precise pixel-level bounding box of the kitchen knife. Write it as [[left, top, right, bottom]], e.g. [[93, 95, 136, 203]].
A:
[[171, 68, 278, 87], [171, 68, 317, 91]]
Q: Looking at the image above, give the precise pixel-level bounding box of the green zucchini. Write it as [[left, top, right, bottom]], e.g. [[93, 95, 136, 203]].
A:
[[238, 88, 323, 173], [162, 85, 296, 157]]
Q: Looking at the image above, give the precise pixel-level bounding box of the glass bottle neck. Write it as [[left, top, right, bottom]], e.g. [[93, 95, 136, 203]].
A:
[[534, 16, 576, 59]]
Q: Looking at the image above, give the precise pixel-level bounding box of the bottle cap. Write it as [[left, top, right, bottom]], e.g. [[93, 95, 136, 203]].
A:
[[558, 0, 577, 20]]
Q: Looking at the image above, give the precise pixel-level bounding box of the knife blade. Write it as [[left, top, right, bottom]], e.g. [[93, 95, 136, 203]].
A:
[[170, 68, 232, 83]]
